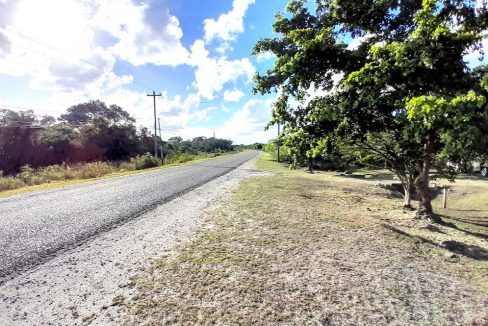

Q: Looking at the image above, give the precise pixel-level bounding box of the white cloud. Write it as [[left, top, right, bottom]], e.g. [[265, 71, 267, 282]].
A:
[[256, 51, 275, 63], [94, 0, 190, 66], [218, 98, 276, 144], [0, 0, 191, 96], [223, 89, 244, 102], [347, 34, 373, 50], [0, 0, 122, 93], [159, 92, 210, 129], [0, 0, 269, 145], [154, 96, 276, 144], [204, 0, 255, 43], [304, 73, 344, 105], [189, 40, 255, 99], [166, 97, 276, 144], [1, 13, 127, 98]]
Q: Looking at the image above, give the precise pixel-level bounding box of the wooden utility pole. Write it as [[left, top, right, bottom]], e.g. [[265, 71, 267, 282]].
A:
[[147, 91, 162, 158], [158, 117, 163, 161]]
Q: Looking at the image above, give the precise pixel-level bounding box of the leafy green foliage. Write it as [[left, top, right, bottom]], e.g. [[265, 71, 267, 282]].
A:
[[132, 153, 160, 170], [254, 0, 488, 216]]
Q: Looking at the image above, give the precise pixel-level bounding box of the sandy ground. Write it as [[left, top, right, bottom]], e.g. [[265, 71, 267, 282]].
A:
[[0, 155, 261, 326]]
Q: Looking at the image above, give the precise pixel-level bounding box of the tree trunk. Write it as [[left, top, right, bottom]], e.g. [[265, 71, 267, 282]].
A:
[[397, 171, 414, 209], [307, 157, 313, 173], [403, 182, 413, 209], [415, 164, 432, 215], [414, 138, 442, 223]]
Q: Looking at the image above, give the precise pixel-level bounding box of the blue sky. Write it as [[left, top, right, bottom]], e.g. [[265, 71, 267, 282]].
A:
[[0, 0, 486, 144], [0, 0, 288, 144]]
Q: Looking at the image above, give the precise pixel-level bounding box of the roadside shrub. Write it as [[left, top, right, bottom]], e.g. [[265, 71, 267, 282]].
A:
[[37, 164, 77, 181], [167, 153, 196, 164], [17, 165, 35, 182], [37, 165, 64, 181], [0, 176, 25, 191], [60, 165, 78, 180], [133, 153, 159, 170], [119, 161, 136, 171], [177, 153, 195, 163], [79, 162, 115, 179], [25, 175, 45, 186]]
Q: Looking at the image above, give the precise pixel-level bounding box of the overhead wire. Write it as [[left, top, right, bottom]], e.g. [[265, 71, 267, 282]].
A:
[[0, 29, 155, 125], [0, 25, 155, 93]]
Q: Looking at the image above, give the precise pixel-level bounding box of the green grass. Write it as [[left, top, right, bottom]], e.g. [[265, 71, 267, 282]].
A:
[[121, 153, 488, 325]]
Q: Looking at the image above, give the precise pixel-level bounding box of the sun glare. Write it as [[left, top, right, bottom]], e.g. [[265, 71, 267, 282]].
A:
[[14, 0, 92, 52]]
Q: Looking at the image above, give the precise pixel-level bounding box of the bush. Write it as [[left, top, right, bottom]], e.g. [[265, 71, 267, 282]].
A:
[[177, 153, 196, 163], [0, 176, 25, 192], [119, 161, 136, 171], [167, 153, 197, 164], [37, 164, 77, 181], [18, 165, 35, 182], [132, 153, 159, 170], [79, 162, 115, 179]]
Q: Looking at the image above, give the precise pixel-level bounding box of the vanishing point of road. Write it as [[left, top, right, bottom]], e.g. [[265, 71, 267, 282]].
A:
[[0, 151, 257, 283]]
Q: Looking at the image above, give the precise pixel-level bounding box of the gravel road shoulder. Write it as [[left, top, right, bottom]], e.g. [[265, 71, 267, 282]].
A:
[[0, 154, 263, 325]]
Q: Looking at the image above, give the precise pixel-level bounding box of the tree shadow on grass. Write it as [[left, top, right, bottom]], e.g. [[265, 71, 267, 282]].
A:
[[335, 173, 397, 181], [437, 215, 488, 240], [382, 224, 488, 261], [449, 209, 488, 213], [440, 215, 488, 228]]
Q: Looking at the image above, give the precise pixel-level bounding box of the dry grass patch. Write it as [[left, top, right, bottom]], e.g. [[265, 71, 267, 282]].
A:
[[0, 153, 233, 198], [121, 155, 488, 325]]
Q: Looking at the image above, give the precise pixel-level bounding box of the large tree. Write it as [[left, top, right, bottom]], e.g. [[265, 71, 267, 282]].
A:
[[254, 0, 488, 221], [0, 109, 40, 174], [60, 100, 135, 126], [61, 100, 140, 161]]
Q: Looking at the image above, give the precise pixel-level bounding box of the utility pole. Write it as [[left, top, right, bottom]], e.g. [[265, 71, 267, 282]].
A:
[[158, 117, 163, 161], [277, 122, 281, 163], [147, 90, 162, 158]]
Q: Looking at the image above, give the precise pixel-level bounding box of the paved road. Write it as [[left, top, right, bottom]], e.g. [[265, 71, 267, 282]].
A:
[[0, 151, 257, 283]]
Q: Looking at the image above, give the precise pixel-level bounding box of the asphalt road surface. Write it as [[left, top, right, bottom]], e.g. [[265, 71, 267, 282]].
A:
[[0, 151, 257, 283]]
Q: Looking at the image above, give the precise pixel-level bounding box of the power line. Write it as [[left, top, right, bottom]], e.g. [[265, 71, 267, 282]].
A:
[[0, 25, 107, 74], [158, 117, 163, 160], [0, 26, 154, 92]]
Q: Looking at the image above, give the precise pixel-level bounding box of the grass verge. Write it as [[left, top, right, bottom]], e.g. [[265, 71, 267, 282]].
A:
[[121, 153, 488, 325], [0, 152, 234, 198]]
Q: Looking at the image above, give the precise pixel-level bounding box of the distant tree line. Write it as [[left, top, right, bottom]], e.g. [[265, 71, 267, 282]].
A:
[[0, 100, 234, 175], [234, 143, 264, 151]]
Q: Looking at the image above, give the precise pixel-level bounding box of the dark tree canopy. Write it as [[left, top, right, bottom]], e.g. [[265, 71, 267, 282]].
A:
[[0, 101, 236, 175], [59, 100, 136, 126]]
